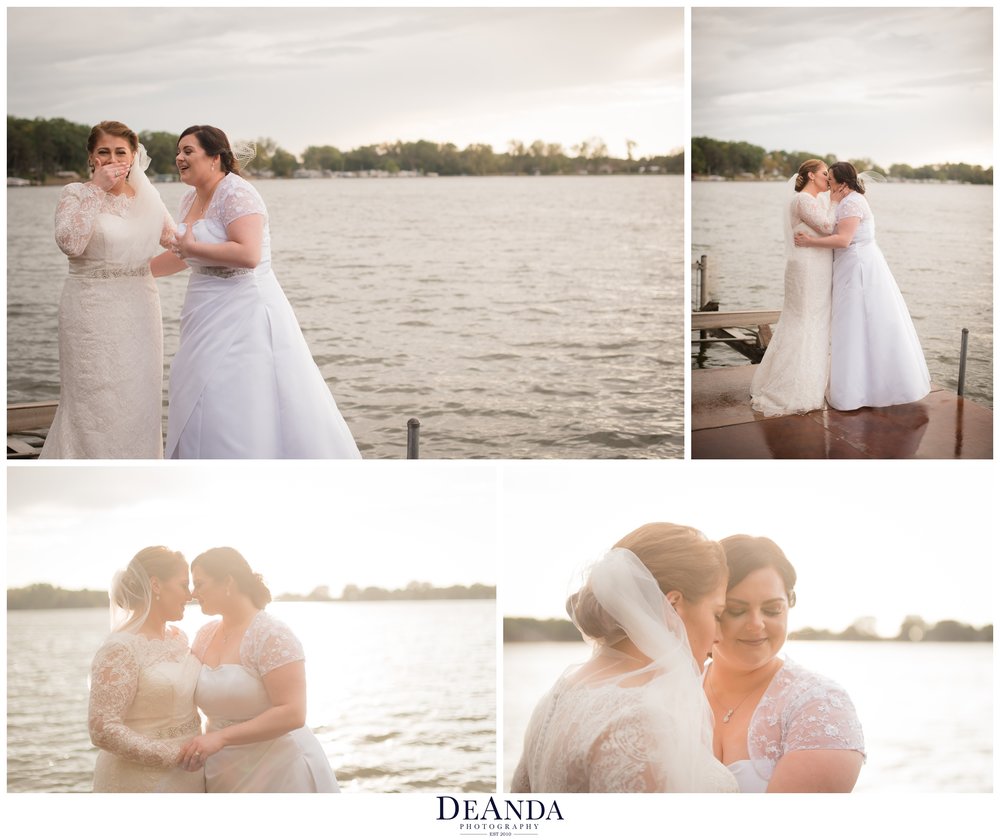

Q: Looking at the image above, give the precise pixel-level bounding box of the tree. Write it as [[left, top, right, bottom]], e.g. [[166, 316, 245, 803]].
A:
[[139, 130, 180, 175], [270, 147, 298, 177]]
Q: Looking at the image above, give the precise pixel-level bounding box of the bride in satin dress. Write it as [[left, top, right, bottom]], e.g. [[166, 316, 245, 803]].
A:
[[750, 159, 835, 416], [179, 548, 340, 792], [151, 125, 360, 459], [795, 161, 930, 410], [43, 121, 174, 458], [510, 523, 737, 793], [88, 547, 204, 792]]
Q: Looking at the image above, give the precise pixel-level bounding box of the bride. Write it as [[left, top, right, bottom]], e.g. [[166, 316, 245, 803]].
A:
[[795, 162, 930, 410], [150, 125, 360, 459], [750, 159, 835, 416], [43, 120, 174, 458], [178, 547, 340, 792], [88, 547, 204, 792], [510, 523, 737, 793]]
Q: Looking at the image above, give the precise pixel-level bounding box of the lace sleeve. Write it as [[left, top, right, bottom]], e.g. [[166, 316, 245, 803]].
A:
[[510, 756, 531, 793], [215, 176, 266, 228], [835, 192, 865, 222], [54, 182, 105, 257], [245, 614, 304, 677], [87, 638, 182, 767], [784, 679, 866, 757], [795, 193, 835, 235], [588, 706, 665, 792], [159, 209, 177, 248]]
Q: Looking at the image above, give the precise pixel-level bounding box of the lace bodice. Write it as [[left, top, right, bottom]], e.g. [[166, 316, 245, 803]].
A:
[[192, 611, 304, 677], [512, 675, 737, 793], [55, 182, 174, 267], [791, 191, 834, 236], [88, 627, 202, 767], [743, 657, 865, 782], [834, 192, 874, 247], [177, 174, 270, 271]]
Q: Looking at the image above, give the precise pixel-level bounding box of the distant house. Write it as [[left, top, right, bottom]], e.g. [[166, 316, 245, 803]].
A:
[[7, 177, 31, 187]]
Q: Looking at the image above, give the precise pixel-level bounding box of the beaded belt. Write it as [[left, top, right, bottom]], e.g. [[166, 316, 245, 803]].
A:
[[153, 717, 201, 740], [194, 266, 255, 279], [69, 265, 151, 280]]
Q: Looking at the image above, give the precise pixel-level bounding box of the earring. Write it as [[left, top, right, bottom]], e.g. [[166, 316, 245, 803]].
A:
[[155, 594, 160, 601], [226, 587, 231, 597]]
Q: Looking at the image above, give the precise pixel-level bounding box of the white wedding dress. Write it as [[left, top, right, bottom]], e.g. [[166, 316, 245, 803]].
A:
[[166, 173, 361, 459], [722, 658, 865, 793], [751, 190, 834, 416], [829, 192, 931, 410], [192, 611, 340, 792], [88, 627, 205, 792], [43, 169, 173, 458], [510, 549, 737, 793]]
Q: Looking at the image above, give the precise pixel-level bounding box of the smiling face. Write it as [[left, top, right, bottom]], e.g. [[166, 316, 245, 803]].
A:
[[176, 133, 219, 187], [191, 565, 229, 616], [672, 578, 728, 672], [152, 568, 191, 623], [714, 567, 789, 672], [91, 133, 135, 173]]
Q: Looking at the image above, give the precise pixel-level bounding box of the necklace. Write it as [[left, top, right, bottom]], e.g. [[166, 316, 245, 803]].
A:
[[707, 667, 770, 724], [190, 176, 223, 221]]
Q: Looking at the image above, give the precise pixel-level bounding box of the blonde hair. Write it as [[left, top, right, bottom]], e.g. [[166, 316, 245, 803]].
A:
[[794, 159, 826, 192], [570, 523, 727, 641]]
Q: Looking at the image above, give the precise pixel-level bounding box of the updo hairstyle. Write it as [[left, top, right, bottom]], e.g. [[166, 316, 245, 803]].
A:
[[829, 161, 865, 194], [794, 159, 826, 192], [719, 535, 797, 606], [178, 125, 242, 176], [192, 546, 272, 608], [112, 546, 186, 611]]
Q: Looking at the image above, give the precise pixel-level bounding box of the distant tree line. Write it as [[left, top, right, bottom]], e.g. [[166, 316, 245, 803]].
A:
[[8, 583, 107, 610], [505, 614, 993, 643], [8, 116, 681, 181], [278, 581, 495, 602], [692, 136, 992, 184]]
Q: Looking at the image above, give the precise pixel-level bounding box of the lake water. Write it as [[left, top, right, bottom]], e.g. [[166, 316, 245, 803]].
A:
[[503, 639, 992, 792], [692, 182, 994, 407], [6, 176, 683, 458], [6, 600, 495, 793]]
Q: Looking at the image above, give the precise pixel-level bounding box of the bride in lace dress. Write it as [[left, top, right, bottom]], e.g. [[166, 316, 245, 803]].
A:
[[88, 547, 204, 792], [150, 125, 360, 459], [705, 536, 865, 792], [750, 160, 836, 416], [178, 548, 340, 792], [42, 121, 175, 458], [795, 162, 930, 410], [511, 523, 738, 793]]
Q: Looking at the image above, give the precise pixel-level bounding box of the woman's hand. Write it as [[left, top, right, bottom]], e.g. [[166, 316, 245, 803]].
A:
[[178, 731, 227, 772], [830, 184, 849, 204], [793, 231, 812, 248], [172, 224, 198, 260], [92, 160, 127, 192]]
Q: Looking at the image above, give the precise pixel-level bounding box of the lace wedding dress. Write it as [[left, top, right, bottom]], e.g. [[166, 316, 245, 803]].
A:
[[829, 192, 931, 410], [88, 627, 205, 792], [42, 169, 174, 458], [510, 549, 737, 793], [751, 191, 834, 416], [725, 658, 865, 793], [165, 174, 361, 459], [191, 611, 340, 792]]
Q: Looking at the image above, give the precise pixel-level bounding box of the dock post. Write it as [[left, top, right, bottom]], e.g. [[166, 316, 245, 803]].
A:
[[957, 328, 969, 397], [698, 255, 710, 309], [406, 418, 420, 459]]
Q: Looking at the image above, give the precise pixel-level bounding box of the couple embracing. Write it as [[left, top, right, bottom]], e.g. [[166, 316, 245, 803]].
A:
[[751, 159, 930, 416], [511, 523, 865, 793], [88, 546, 338, 793], [43, 120, 360, 459]]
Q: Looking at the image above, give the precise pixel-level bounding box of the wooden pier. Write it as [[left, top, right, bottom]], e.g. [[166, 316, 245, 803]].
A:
[[692, 366, 993, 459]]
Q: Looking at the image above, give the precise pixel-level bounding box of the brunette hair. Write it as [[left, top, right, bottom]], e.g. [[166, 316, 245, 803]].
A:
[[178, 125, 242, 176], [87, 120, 139, 156], [829, 161, 865, 194], [569, 523, 728, 641], [794, 159, 826, 192], [115, 546, 186, 610], [192, 547, 272, 608], [719, 535, 797, 607]]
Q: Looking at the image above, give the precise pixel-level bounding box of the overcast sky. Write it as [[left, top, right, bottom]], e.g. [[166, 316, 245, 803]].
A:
[[499, 461, 995, 638], [7, 6, 683, 160], [693, 7, 993, 167], [7, 462, 496, 595]]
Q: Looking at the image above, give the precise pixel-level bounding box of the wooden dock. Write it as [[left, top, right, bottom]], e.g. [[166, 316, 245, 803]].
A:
[[692, 366, 993, 459]]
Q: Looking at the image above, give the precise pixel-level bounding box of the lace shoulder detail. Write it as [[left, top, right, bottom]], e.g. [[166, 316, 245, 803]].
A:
[[588, 696, 663, 792], [88, 634, 185, 767], [241, 611, 304, 677], [748, 658, 865, 779], [835, 192, 867, 222], [191, 621, 219, 661], [212, 174, 266, 228], [793, 192, 834, 235]]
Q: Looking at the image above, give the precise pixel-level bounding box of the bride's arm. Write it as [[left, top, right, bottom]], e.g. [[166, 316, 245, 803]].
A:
[[795, 215, 860, 250], [796, 193, 835, 236], [766, 749, 864, 792], [54, 183, 105, 257], [173, 214, 264, 269], [178, 660, 306, 769]]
